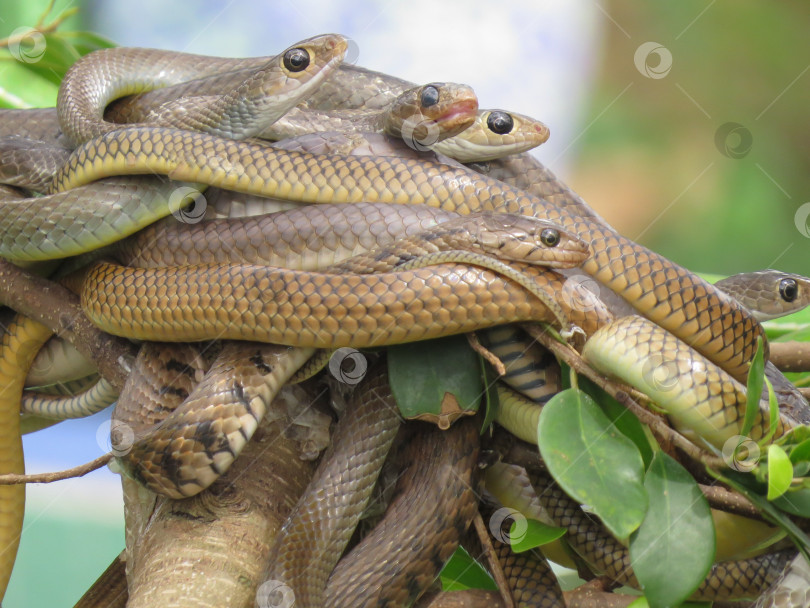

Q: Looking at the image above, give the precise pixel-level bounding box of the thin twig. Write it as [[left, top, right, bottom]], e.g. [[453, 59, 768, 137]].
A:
[[699, 483, 762, 520], [472, 510, 514, 608], [467, 333, 506, 376], [521, 323, 728, 470], [0, 2, 78, 49], [0, 453, 112, 484]]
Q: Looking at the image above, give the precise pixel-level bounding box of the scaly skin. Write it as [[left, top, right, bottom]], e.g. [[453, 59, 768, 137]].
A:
[[50, 125, 765, 381]]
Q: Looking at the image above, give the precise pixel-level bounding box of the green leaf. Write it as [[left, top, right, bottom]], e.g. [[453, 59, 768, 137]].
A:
[[711, 469, 810, 561], [630, 452, 715, 607], [439, 545, 497, 591], [579, 375, 654, 469], [773, 487, 810, 517], [480, 356, 499, 434], [388, 335, 482, 427], [538, 388, 648, 539], [760, 378, 780, 445], [509, 518, 566, 553], [741, 337, 765, 438], [789, 438, 810, 464], [767, 444, 794, 500], [0, 54, 59, 107]]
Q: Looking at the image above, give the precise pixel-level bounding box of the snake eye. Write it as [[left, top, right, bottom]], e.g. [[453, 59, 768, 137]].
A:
[[779, 278, 798, 302], [540, 228, 560, 247], [486, 111, 514, 135], [420, 86, 440, 108], [283, 48, 310, 72]]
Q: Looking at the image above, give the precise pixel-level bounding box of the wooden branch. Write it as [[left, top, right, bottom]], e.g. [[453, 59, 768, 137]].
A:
[[472, 510, 514, 608], [770, 341, 810, 373], [0, 259, 136, 390], [699, 483, 762, 520], [521, 324, 728, 470], [0, 453, 112, 484]]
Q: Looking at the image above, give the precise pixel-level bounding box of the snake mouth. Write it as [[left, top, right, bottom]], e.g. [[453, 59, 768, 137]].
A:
[[433, 98, 479, 139]]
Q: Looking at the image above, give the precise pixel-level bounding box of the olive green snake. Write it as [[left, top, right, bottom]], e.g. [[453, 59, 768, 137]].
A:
[[0, 35, 807, 606]]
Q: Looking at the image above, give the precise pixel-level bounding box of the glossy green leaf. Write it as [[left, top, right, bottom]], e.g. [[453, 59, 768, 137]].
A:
[[773, 487, 810, 517], [630, 452, 715, 607], [0, 55, 59, 107], [538, 388, 648, 539], [767, 444, 794, 500], [388, 335, 482, 424], [579, 375, 655, 469], [509, 518, 566, 553], [741, 337, 765, 438], [789, 437, 810, 464], [439, 545, 496, 591]]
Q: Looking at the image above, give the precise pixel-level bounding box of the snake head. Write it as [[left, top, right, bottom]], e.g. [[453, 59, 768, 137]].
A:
[[386, 82, 479, 148], [467, 212, 590, 269]]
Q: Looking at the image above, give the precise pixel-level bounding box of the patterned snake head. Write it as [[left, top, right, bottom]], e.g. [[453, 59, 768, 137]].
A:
[[384, 82, 479, 147], [447, 212, 590, 268], [715, 269, 810, 321], [433, 109, 551, 163]]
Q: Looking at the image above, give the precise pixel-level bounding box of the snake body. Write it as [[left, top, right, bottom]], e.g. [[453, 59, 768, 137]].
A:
[[48, 125, 765, 381]]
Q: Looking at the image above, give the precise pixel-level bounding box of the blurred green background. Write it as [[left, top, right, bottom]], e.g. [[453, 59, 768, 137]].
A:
[[0, 0, 807, 605]]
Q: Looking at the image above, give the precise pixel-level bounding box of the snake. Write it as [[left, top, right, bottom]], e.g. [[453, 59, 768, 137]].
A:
[[103, 212, 586, 498], [715, 270, 810, 321], [3, 40, 800, 604], [45, 124, 765, 383]]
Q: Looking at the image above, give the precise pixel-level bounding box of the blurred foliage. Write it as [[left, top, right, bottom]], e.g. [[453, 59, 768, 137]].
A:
[[573, 1, 809, 276]]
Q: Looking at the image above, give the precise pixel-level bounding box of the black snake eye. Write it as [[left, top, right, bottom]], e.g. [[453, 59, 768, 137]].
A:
[[420, 86, 440, 108], [540, 228, 560, 247], [779, 278, 798, 302], [486, 111, 514, 135], [283, 48, 310, 72]]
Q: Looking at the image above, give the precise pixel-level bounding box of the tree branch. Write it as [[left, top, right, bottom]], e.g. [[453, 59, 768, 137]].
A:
[[770, 341, 810, 373], [0, 259, 136, 390], [0, 453, 112, 484]]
